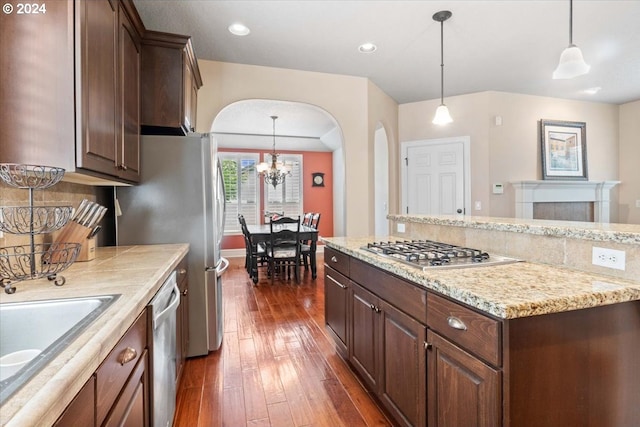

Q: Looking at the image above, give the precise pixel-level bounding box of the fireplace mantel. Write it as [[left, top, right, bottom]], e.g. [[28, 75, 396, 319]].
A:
[[511, 180, 620, 223]]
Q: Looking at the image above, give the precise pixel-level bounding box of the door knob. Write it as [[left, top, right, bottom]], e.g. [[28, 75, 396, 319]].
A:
[[456, 209, 463, 214]]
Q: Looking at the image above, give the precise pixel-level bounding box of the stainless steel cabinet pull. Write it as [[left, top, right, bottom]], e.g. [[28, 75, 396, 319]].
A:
[[326, 275, 347, 289], [178, 268, 187, 275], [447, 316, 468, 331], [331, 256, 337, 263], [424, 342, 432, 350], [119, 347, 137, 365], [182, 289, 188, 296], [374, 306, 381, 313]]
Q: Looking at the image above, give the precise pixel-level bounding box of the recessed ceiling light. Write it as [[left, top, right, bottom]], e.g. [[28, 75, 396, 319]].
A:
[[358, 43, 377, 53], [228, 23, 250, 36], [582, 87, 601, 95]]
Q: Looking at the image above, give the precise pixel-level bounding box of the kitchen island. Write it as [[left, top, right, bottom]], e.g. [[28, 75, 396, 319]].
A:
[[0, 244, 188, 427], [322, 216, 639, 427]]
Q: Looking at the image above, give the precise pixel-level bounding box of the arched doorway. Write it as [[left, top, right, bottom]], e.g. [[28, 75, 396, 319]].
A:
[[374, 124, 390, 236], [211, 99, 346, 253]]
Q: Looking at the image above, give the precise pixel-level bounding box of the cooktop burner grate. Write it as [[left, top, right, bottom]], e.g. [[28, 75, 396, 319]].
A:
[[362, 240, 520, 270]]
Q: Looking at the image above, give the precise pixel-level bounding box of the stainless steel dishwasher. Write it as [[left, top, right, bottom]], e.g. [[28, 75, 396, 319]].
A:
[[149, 271, 180, 427]]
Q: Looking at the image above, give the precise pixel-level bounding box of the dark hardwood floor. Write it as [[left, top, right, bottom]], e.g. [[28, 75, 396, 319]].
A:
[[174, 256, 392, 427]]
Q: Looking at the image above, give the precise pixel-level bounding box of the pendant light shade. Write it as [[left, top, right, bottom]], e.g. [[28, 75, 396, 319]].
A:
[[432, 10, 453, 125], [256, 116, 291, 189], [433, 105, 453, 125], [553, 0, 590, 79], [553, 45, 590, 79]]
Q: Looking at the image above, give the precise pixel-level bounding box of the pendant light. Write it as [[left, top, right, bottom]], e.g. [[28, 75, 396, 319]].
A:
[[256, 116, 291, 189], [432, 10, 453, 125], [553, 0, 590, 79]]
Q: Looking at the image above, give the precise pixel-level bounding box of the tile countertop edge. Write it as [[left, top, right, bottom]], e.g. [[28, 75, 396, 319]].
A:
[[387, 214, 640, 244], [0, 244, 189, 427], [322, 238, 640, 320]]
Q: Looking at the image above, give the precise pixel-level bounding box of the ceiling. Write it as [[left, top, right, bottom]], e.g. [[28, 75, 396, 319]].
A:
[[133, 0, 640, 140]]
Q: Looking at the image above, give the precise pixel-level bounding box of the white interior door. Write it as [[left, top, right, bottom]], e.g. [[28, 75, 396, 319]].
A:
[[402, 138, 468, 215]]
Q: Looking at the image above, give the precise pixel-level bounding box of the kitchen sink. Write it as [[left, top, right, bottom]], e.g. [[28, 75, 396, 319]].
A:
[[0, 294, 120, 403]]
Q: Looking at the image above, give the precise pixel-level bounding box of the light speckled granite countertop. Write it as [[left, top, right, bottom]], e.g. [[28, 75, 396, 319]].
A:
[[387, 214, 640, 244], [0, 244, 189, 427], [322, 236, 640, 319]]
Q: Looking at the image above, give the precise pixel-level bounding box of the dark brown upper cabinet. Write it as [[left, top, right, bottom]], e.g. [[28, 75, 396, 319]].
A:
[[0, 0, 143, 184], [140, 31, 203, 136]]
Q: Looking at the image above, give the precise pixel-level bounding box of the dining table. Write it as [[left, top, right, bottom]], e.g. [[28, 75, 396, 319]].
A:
[[246, 223, 319, 283]]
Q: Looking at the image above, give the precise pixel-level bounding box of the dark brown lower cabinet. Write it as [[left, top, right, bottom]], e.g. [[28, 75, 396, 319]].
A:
[[349, 282, 427, 427], [380, 301, 427, 427], [324, 267, 349, 358], [175, 260, 189, 386], [103, 350, 149, 427], [325, 247, 640, 427], [53, 375, 96, 427], [426, 330, 500, 427], [55, 309, 149, 427], [349, 282, 380, 391]]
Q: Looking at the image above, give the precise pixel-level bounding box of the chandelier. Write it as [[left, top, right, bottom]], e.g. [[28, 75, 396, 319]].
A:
[[256, 115, 291, 188]]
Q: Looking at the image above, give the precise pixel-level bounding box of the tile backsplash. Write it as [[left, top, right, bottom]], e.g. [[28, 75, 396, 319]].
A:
[[0, 181, 97, 248]]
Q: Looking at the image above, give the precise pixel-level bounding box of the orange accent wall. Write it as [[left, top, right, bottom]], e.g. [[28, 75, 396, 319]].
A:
[[220, 148, 333, 250]]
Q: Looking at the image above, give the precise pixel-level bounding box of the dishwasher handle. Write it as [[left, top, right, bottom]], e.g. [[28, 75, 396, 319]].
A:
[[153, 283, 180, 330]]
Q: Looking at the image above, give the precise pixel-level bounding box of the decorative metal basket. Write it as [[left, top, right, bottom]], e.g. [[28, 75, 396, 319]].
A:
[[0, 243, 81, 293], [0, 206, 74, 234], [0, 164, 66, 189]]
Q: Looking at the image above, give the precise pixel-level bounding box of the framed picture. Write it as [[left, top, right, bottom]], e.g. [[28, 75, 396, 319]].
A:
[[540, 119, 588, 180]]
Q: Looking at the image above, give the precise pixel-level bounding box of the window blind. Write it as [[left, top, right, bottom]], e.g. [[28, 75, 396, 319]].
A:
[[220, 153, 259, 233]]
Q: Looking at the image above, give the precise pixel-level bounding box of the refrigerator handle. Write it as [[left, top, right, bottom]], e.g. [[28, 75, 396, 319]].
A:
[[205, 257, 229, 276], [215, 257, 230, 277]]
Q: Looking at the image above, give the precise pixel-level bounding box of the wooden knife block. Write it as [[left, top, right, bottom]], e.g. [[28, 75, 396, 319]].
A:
[[52, 222, 96, 262]]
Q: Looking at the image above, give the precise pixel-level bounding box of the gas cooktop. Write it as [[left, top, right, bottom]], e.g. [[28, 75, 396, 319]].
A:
[[361, 240, 521, 270]]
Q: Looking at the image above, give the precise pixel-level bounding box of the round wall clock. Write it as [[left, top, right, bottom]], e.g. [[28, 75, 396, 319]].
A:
[[312, 172, 325, 187]]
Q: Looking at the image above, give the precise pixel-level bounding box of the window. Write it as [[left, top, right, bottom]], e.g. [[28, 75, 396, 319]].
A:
[[220, 153, 259, 233], [265, 154, 303, 220]]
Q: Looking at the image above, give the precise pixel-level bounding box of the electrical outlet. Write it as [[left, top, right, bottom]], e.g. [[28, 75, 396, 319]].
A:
[[592, 247, 626, 271], [397, 223, 406, 233]]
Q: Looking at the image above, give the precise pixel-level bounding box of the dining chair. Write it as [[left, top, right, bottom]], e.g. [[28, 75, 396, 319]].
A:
[[266, 216, 301, 284], [302, 212, 313, 227], [301, 212, 320, 272], [239, 214, 265, 283]]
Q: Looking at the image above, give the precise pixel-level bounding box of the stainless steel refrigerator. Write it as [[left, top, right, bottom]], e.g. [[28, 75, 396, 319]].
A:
[[116, 133, 228, 357]]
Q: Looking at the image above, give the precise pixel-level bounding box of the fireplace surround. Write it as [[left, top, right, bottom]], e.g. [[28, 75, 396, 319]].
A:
[[511, 180, 620, 223]]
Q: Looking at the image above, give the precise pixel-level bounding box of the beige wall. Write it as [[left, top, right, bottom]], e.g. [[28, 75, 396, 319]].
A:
[[399, 92, 491, 215], [619, 100, 640, 224], [196, 60, 399, 236], [399, 91, 623, 221]]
